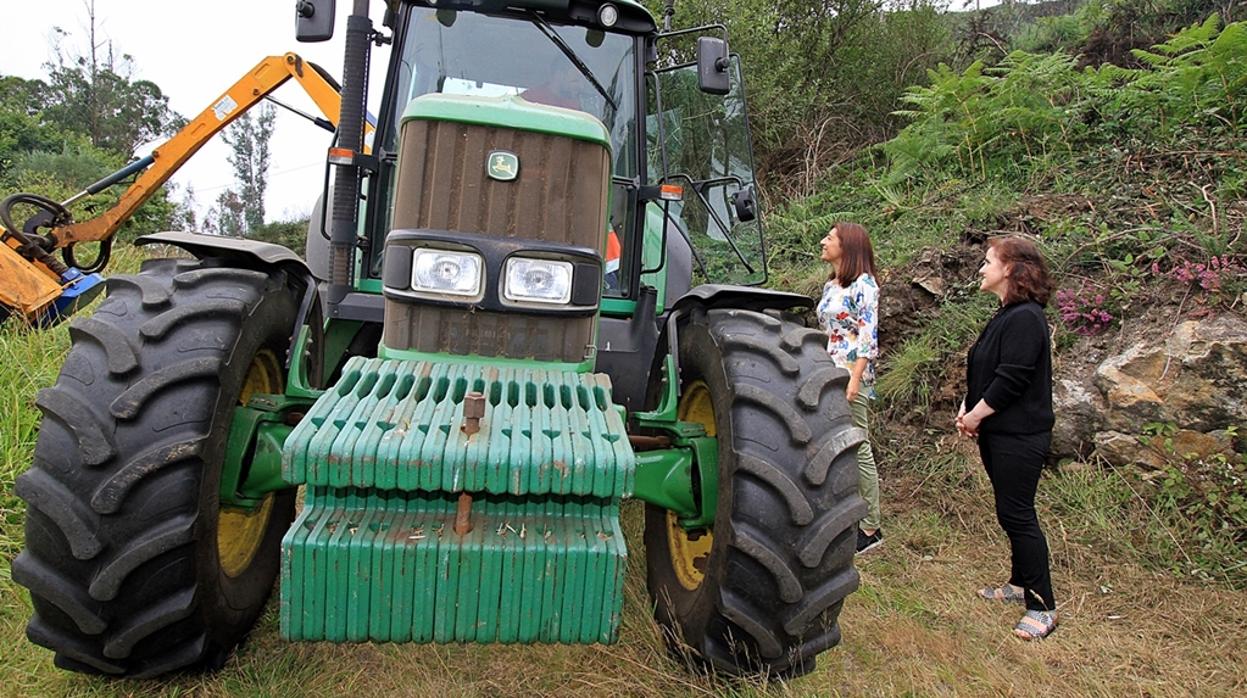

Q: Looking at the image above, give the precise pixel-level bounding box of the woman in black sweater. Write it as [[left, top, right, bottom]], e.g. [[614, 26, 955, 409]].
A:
[[956, 236, 1057, 640]]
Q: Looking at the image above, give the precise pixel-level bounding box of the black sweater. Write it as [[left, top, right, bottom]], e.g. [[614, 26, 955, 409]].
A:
[[965, 301, 1054, 435]]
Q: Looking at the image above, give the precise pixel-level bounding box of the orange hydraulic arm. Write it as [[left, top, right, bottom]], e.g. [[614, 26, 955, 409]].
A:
[[56, 52, 367, 247], [0, 52, 370, 322]]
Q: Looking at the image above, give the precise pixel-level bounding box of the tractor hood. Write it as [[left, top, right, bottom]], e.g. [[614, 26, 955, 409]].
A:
[[401, 93, 611, 149]]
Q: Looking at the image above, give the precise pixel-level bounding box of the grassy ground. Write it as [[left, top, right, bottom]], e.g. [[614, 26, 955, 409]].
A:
[[3, 337, 1245, 697], [3, 249, 1245, 696]]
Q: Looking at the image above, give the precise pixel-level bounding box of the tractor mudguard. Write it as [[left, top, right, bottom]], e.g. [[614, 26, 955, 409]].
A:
[[669, 283, 812, 315], [136, 231, 313, 278], [649, 284, 816, 402]]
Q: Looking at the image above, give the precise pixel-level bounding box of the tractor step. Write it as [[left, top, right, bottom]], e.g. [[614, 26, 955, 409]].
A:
[[279, 358, 634, 645]]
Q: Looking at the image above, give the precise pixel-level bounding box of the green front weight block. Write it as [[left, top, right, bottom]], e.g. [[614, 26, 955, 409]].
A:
[[279, 357, 635, 645]]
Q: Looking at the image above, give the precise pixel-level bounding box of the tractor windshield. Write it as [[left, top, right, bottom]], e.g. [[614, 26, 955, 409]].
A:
[[370, 6, 640, 290], [385, 7, 636, 175]]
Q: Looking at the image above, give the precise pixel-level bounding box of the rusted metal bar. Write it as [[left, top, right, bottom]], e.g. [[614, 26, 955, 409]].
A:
[[454, 492, 473, 535], [462, 390, 485, 436], [628, 434, 672, 451]]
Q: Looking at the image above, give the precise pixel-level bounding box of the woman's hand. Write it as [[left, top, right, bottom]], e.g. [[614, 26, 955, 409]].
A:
[[960, 411, 982, 437], [847, 357, 867, 404], [957, 400, 994, 438], [956, 402, 982, 438]]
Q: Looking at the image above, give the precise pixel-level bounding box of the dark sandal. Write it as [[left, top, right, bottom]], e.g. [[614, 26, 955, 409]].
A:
[[1013, 610, 1057, 640], [978, 584, 1026, 603]]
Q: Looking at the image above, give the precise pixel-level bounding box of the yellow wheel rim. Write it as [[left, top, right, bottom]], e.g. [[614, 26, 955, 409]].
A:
[[217, 349, 281, 578], [667, 380, 716, 591]]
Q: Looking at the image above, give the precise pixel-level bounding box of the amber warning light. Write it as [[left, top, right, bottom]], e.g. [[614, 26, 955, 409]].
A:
[[660, 184, 683, 201], [327, 147, 355, 165]]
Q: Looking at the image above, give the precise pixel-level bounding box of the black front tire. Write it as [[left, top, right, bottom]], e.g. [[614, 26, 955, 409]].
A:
[[644, 308, 867, 678], [15, 258, 299, 677]]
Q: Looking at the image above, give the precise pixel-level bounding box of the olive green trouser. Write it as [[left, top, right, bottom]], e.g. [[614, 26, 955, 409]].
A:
[[850, 394, 881, 532]]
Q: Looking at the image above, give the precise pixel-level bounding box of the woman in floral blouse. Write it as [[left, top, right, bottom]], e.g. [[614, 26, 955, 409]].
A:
[[817, 222, 883, 553]]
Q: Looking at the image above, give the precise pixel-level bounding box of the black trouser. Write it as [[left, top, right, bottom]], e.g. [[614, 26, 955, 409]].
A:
[[978, 431, 1055, 612]]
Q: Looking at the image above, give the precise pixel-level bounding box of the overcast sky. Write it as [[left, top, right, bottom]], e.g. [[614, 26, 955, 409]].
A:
[[2, 0, 389, 224]]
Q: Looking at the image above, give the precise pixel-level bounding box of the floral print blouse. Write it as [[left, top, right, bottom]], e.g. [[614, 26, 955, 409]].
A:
[[816, 273, 880, 397]]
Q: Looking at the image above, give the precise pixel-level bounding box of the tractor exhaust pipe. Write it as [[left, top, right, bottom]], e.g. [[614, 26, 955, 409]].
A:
[[326, 0, 371, 314]]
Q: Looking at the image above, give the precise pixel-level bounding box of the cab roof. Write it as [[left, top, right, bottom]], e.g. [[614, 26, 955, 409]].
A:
[[406, 0, 657, 34]]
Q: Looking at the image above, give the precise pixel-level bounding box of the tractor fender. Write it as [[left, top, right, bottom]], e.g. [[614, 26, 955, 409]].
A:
[[646, 284, 815, 410], [136, 231, 312, 278], [669, 283, 812, 315]]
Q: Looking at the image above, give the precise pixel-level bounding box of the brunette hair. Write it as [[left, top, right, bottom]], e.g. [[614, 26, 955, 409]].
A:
[[989, 236, 1054, 306], [830, 222, 878, 287]]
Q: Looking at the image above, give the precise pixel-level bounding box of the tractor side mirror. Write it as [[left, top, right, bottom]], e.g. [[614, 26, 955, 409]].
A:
[[696, 37, 730, 95], [731, 186, 756, 223], [296, 0, 335, 42]]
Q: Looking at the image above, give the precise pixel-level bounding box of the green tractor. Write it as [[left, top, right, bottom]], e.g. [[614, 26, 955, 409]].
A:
[[14, 0, 866, 679]]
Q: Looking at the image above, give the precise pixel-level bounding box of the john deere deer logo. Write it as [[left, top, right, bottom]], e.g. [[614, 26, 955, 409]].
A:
[[487, 151, 519, 181]]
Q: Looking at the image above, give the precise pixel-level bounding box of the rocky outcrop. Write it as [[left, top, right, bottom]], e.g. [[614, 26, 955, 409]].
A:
[[875, 243, 1243, 469], [1053, 313, 1247, 466], [877, 245, 981, 355], [1052, 376, 1108, 457]]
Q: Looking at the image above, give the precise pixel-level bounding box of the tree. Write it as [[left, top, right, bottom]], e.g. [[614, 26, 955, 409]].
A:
[[0, 4, 189, 244], [250, 219, 308, 251], [205, 189, 246, 237], [0, 76, 74, 187], [40, 0, 184, 155], [220, 103, 277, 232], [643, 0, 952, 195]]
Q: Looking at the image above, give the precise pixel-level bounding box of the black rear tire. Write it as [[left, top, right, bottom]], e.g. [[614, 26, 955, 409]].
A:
[[15, 257, 299, 678], [644, 308, 867, 678]]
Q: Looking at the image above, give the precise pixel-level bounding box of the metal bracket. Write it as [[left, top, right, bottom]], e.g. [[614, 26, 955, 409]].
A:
[[219, 393, 314, 509]]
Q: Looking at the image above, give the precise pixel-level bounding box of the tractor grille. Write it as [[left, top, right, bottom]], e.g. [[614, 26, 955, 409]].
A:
[[383, 119, 610, 363]]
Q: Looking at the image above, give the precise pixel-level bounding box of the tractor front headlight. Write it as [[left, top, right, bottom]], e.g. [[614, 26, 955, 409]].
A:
[[411, 248, 484, 297], [503, 257, 574, 305]]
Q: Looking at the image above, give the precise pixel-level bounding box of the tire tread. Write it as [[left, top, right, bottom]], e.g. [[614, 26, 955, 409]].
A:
[[16, 263, 297, 677]]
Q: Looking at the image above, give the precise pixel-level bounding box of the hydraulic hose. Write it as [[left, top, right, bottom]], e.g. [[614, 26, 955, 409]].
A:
[[64, 238, 113, 275]]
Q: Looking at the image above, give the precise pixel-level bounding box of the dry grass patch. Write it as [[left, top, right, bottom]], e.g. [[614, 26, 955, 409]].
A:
[[817, 452, 1247, 697], [5, 455, 1244, 697]]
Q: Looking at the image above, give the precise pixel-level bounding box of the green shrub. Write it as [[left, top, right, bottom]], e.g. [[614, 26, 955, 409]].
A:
[[1140, 423, 1247, 587]]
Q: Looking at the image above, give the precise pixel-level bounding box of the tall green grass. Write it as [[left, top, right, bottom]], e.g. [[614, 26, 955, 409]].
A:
[[875, 295, 996, 411], [0, 324, 70, 562]]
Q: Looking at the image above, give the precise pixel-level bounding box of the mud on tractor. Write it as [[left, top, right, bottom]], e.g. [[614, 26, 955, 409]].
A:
[[14, 0, 867, 679]]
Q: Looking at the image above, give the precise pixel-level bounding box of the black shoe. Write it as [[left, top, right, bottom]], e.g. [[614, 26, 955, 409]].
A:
[[856, 528, 883, 554]]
